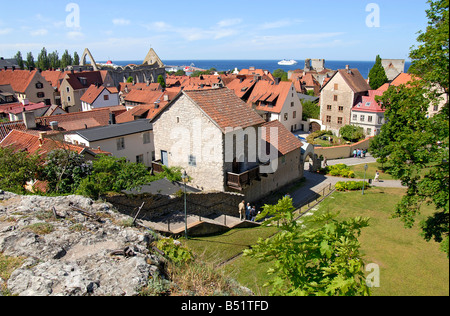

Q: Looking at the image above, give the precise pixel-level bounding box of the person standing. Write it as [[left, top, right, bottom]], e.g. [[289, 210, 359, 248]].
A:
[[246, 203, 251, 220], [250, 206, 257, 222], [374, 170, 380, 182], [239, 200, 245, 221]]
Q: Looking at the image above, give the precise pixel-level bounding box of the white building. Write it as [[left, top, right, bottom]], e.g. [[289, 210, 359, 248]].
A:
[[80, 84, 120, 112], [351, 90, 385, 137], [64, 119, 155, 167]]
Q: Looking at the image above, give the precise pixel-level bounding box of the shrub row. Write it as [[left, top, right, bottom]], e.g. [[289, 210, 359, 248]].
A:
[[335, 181, 370, 191], [322, 164, 355, 178]]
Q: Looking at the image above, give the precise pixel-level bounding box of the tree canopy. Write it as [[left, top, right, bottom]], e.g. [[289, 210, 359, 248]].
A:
[[370, 0, 449, 257], [368, 55, 388, 90]]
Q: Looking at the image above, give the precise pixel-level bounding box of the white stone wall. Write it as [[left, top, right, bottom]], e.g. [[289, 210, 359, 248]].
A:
[[153, 94, 226, 191]]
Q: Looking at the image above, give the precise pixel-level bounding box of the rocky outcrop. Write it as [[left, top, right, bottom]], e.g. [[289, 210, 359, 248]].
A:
[[0, 191, 165, 296]]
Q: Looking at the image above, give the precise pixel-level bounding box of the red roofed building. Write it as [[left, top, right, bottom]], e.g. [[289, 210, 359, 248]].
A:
[[151, 87, 304, 202], [0, 69, 55, 105], [351, 90, 385, 136], [80, 84, 120, 111]]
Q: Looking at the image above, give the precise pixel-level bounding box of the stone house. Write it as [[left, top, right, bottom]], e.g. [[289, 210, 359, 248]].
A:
[[151, 87, 304, 202], [0, 69, 55, 105], [59, 70, 114, 113], [319, 66, 371, 135], [246, 80, 303, 132]]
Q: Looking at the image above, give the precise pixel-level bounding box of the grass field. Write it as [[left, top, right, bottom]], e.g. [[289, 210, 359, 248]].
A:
[[184, 187, 449, 296]]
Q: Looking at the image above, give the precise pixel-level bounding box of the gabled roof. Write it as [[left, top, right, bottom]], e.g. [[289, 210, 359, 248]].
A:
[[0, 129, 108, 156], [261, 120, 303, 156], [247, 80, 294, 114], [41, 70, 69, 89], [321, 68, 371, 93], [80, 84, 118, 104], [352, 90, 385, 113], [0, 69, 38, 93], [226, 78, 258, 98], [182, 87, 265, 132], [63, 71, 104, 90]]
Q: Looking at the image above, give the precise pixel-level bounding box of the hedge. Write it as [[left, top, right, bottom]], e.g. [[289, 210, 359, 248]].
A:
[[335, 181, 370, 191]]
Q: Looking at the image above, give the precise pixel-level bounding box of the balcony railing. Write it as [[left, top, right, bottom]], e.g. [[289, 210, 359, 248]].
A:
[[151, 160, 165, 174], [227, 166, 261, 191]]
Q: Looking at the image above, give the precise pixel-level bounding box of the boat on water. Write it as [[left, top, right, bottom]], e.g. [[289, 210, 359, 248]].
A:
[[278, 59, 298, 66]]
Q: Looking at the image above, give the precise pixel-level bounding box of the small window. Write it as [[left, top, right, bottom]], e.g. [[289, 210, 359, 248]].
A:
[[334, 84, 339, 90], [368, 116, 373, 122], [36, 82, 43, 89], [176, 116, 180, 123], [338, 106, 344, 112], [117, 137, 125, 151], [66, 87, 70, 93], [291, 102, 294, 107], [378, 117, 383, 124], [334, 95, 338, 102], [37, 92, 45, 98], [360, 115, 365, 122], [326, 115, 331, 123], [284, 113, 288, 121], [337, 117, 343, 125], [367, 128, 372, 135], [293, 111, 297, 119], [136, 154, 144, 164], [104, 95, 109, 101], [188, 154, 197, 167], [327, 105, 332, 111], [143, 132, 151, 144], [353, 114, 357, 121]]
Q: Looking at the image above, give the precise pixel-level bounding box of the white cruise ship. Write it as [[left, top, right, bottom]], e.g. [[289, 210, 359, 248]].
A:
[[278, 59, 298, 66]]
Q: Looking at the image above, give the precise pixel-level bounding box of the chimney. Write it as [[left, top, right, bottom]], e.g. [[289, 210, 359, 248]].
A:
[[23, 111, 37, 129], [12, 66, 15, 71], [50, 121, 59, 131], [163, 94, 169, 102], [38, 132, 46, 147]]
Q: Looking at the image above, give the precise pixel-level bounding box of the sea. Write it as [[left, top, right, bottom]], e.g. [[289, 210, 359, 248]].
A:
[[98, 60, 411, 80]]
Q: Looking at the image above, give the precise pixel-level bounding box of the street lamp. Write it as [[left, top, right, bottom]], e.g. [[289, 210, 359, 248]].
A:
[[181, 170, 188, 239], [362, 164, 368, 195]]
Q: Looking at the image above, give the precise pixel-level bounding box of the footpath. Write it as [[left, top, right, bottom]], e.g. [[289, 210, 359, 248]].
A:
[[292, 154, 405, 208]]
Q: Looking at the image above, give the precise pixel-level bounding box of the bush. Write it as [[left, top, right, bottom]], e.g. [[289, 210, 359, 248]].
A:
[[325, 164, 355, 178], [335, 181, 370, 191], [156, 238, 192, 264]]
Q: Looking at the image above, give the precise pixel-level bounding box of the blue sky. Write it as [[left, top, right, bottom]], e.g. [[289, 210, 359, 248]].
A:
[[0, 0, 430, 61]]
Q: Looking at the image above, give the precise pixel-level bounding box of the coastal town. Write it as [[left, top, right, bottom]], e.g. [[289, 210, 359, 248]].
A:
[[0, 0, 448, 299]]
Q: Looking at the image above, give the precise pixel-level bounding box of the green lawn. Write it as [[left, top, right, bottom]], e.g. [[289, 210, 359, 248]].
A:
[[349, 162, 397, 181], [184, 187, 449, 296]]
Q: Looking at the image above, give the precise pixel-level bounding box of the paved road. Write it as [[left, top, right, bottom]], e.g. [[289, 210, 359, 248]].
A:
[[293, 154, 405, 208]]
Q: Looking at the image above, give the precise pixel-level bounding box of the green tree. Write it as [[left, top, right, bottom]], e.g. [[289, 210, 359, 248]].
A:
[[244, 196, 371, 296], [0, 146, 42, 194], [48, 50, 60, 70], [41, 149, 93, 194], [368, 55, 388, 90], [60, 50, 73, 69], [272, 69, 288, 81], [339, 125, 365, 142], [37, 47, 50, 71], [14, 51, 24, 70], [73, 51, 80, 66], [370, 0, 449, 258], [157, 75, 166, 88], [25, 52, 35, 70], [301, 100, 320, 120]]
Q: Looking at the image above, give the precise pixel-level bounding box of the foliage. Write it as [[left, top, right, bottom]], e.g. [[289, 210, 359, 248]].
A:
[[37, 47, 50, 71], [301, 100, 320, 120], [14, 51, 24, 70], [335, 181, 370, 192], [73, 51, 80, 66], [306, 130, 333, 144], [76, 154, 150, 198], [126, 76, 134, 83], [244, 196, 370, 296], [0, 146, 42, 194], [156, 238, 192, 264], [368, 55, 388, 90], [272, 69, 288, 81], [370, 0, 449, 257], [323, 164, 355, 178], [60, 50, 73, 69], [409, 0, 449, 94], [157, 75, 166, 88], [25, 52, 35, 70], [41, 149, 93, 194], [340, 125, 365, 142]]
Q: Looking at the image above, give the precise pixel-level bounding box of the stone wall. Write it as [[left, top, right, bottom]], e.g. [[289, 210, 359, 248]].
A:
[[105, 191, 245, 221], [314, 137, 373, 160]]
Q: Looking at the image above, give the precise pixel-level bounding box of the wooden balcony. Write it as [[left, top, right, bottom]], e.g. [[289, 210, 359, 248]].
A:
[[227, 166, 261, 191], [151, 160, 165, 174]]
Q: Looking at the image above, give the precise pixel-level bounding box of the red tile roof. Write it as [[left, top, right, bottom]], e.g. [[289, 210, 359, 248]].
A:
[[183, 87, 265, 132], [64, 71, 104, 90], [247, 80, 294, 114], [80, 84, 118, 104], [0, 69, 38, 93], [352, 90, 385, 113], [261, 120, 303, 156], [377, 73, 421, 92]]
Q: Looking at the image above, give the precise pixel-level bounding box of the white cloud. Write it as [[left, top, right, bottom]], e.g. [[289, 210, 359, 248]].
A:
[[259, 19, 304, 30], [217, 18, 242, 28], [67, 31, 84, 40], [30, 29, 48, 36], [113, 19, 131, 26], [0, 28, 13, 35]]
